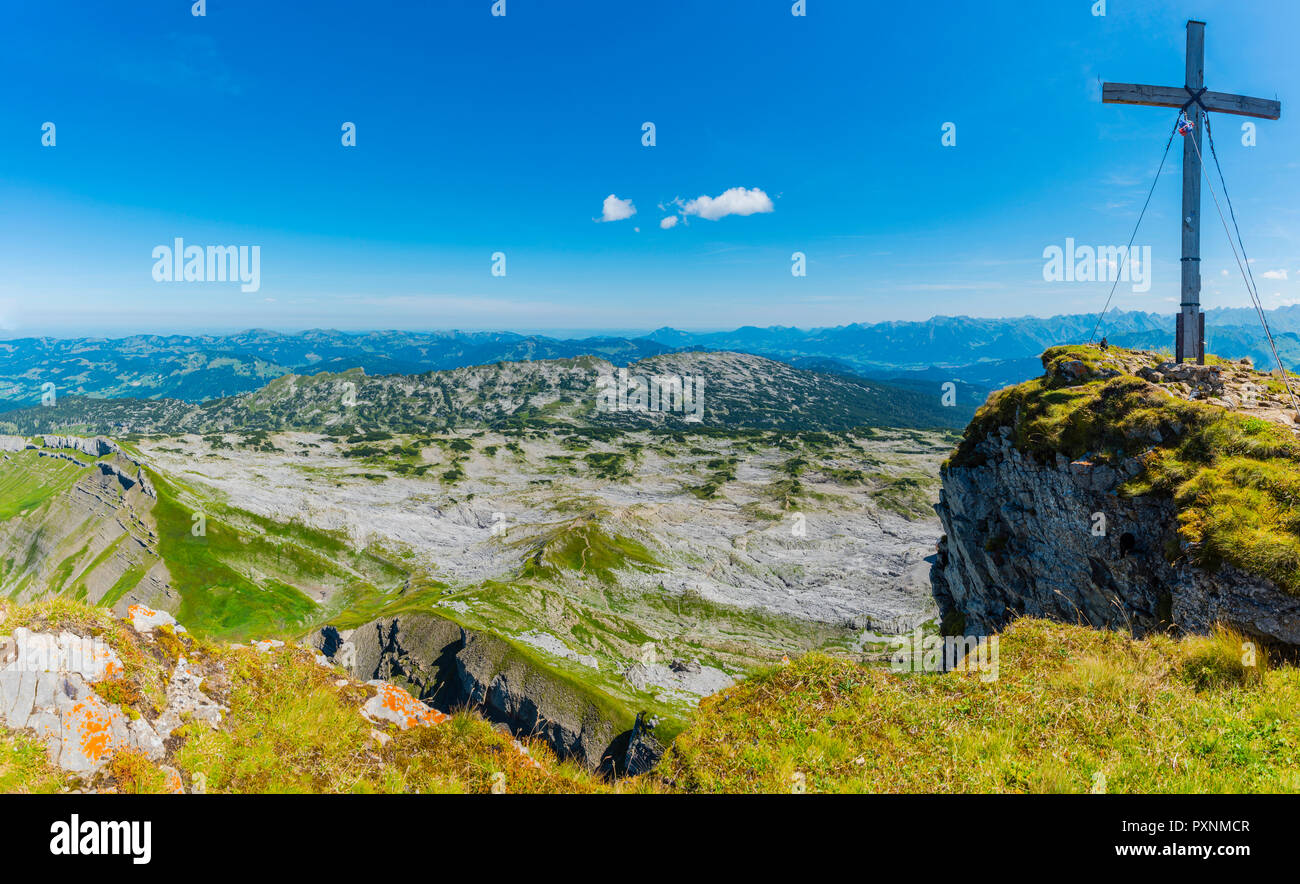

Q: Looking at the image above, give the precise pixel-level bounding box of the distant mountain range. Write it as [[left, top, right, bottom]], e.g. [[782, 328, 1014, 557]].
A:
[[0, 351, 977, 436], [646, 305, 1300, 382], [0, 330, 669, 406], [1, 306, 1297, 410]]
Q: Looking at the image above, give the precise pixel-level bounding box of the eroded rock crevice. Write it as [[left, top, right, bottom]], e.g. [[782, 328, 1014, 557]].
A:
[[313, 614, 657, 775]]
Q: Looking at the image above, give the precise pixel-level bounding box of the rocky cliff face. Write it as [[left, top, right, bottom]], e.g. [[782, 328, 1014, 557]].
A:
[[40, 435, 120, 458], [933, 429, 1300, 648], [314, 614, 657, 775]]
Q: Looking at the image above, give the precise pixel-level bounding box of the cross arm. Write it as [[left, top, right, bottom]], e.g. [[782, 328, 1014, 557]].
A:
[[1103, 82, 1280, 120]]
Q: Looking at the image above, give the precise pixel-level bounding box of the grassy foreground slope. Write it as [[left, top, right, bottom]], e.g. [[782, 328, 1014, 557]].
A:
[[4, 599, 1297, 793], [0, 598, 615, 794], [663, 618, 1300, 793]]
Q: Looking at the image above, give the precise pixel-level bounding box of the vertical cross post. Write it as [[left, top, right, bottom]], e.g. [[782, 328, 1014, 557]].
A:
[[1104, 20, 1280, 364], [1179, 21, 1205, 364]]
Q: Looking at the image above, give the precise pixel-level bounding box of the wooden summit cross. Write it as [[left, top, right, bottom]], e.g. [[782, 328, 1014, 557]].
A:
[[1103, 19, 1280, 364]]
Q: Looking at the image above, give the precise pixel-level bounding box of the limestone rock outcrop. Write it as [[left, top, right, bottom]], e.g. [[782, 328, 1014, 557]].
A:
[[0, 612, 226, 777], [362, 681, 449, 729], [152, 658, 225, 741], [0, 628, 161, 773], [932, 431, 1300, 648], [41, 435, 120, 458]]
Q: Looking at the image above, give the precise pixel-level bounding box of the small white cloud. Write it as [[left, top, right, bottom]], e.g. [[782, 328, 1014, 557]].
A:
[[677, 186, 774, 221], [597, 194, 636, 222], [660, 216, 679, 229], [1262, 269, 1289, 280]]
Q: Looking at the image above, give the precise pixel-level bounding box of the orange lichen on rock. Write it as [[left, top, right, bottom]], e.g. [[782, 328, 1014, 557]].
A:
[[64, 695, 123, 766], [89, 642, 124, 680], [377, 682, 449, 727], [363, 681, 450, 729], [128, 604, 183, 634], [162, 765, 185, 794]]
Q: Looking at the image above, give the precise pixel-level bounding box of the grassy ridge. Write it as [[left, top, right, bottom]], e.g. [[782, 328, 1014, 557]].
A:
[[518, 520, 660, 585], [0, 450, 85, 521], [148, 471, 408, 640], [0, 452, 158, 604]]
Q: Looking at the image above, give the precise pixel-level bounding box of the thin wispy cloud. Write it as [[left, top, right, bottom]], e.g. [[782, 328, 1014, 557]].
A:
[[898, 282, 1006, 292], [116, 33, 241, 95]]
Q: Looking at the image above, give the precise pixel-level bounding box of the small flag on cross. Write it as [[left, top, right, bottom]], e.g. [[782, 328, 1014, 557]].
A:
[[1177, 112, 1195, 136]]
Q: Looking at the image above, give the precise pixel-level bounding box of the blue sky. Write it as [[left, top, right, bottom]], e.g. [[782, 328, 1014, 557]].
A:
[[2, 0, 1300, 336]]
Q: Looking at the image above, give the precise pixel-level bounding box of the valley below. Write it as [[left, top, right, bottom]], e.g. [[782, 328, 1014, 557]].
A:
[[0, 415, 954, 771], [134, 426, 947, 636]]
